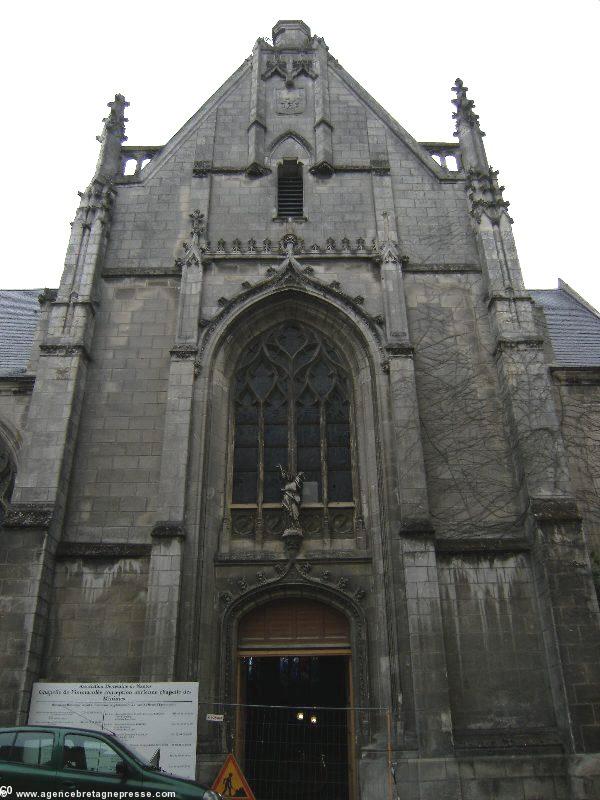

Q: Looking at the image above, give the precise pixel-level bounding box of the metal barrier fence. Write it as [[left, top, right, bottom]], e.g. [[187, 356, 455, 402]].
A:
[[199, 703, 393, 800]]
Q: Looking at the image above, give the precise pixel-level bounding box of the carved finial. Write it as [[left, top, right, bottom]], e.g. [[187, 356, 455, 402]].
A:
[[451, 78, 489, 173], [189, 210, 206, 239], [377, 212, 402, 265], [176, 209, 207, 269], [95, 94, 130, 179], [466, 167, 513, 225], [451, 78, 484, 135]]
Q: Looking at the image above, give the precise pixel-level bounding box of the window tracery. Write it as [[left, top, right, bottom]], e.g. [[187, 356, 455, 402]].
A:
[[230, 322, 355, 539]]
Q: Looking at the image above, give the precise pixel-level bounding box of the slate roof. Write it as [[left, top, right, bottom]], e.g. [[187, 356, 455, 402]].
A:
[[530, 281, 600, 367], [0, 290, 41, 377], [1, 282, 600, 377]]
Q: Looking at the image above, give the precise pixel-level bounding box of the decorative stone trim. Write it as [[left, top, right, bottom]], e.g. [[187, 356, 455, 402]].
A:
[[435, 536, 530, 554], [309, 161, 335, 178], [218, 561, 368, 611], [193, 162, 400, 179], [198, 235, 376, 257], [402, 262, 481, 274], [219, 563, 371, 715], [466, 167, 513, 224], [451, 78, 484, 133], [530, 497, 581, 523], [494, 336, 544, 356], [245, 163, 271, 178], [99, 261, 481, 277], [385, 343, 414, 357], [399, 519, 435, 536], [151, 521, 186, 539], [39, 343, 90, 359], [174, 210, 207, 269], [550, 367, 600, 386], [262, 55, 317, 84], [369, 158, 390, 175], [487, 290, 533, 307], [193, 162, 272, 178], [453, 727, 563, 753], [56, 542, 152, 558], [196, 252, 385, 360], [103, 268, 181, 278], [169, 345, 198, 360], [214, 552, 371, 565], [3, 503, 54, 529]]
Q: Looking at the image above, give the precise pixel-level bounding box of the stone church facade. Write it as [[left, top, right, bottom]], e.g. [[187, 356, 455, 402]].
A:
[[1, 19, 600, 800]]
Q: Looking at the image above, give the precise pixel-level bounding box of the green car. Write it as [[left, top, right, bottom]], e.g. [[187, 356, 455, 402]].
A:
[[0, 725, 220, 798]]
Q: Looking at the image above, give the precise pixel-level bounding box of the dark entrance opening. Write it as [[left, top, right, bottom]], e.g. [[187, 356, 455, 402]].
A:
[[240, 654, 350, 800]]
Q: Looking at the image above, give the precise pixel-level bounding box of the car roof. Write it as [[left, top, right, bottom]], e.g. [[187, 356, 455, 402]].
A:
[[0, 725, 117, 736]]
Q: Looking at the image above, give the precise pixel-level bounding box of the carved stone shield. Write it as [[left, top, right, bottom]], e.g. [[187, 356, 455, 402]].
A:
[[276, 88, 306, 115]]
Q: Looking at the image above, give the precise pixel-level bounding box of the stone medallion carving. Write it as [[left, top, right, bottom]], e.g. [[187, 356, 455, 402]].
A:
[[276, 88, 306, 115]]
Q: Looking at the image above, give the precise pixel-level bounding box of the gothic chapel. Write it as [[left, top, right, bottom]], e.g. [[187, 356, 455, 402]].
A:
[[2, 19, 600, 800]]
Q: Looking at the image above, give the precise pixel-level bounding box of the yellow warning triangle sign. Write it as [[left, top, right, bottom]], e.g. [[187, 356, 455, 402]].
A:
[[212, 753, 256, 800]]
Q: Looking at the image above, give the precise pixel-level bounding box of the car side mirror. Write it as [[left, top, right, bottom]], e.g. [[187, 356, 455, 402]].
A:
[[116, 761, 129, 780]]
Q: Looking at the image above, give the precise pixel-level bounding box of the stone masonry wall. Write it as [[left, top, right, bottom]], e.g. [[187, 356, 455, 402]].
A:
[[438, 552, 556, 732], [103, 65, 478, 277], [405, 272, 522, 536], [44, 557, 148, 681], [63, 279, 177, 543], [0, 387, 31, 442], [556, 378, 600, 560]]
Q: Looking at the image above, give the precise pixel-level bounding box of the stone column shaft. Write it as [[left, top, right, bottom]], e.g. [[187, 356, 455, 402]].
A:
[[141, 221, 205, 680], [314, 42, 333, 171], [247, 43, 267, 174]]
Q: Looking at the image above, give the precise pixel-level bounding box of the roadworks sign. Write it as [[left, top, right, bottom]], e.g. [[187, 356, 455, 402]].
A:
[[212, 753, 256, 800]]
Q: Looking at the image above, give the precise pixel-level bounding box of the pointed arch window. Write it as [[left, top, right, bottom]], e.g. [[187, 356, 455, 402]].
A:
[[231, 323, 354, 518]]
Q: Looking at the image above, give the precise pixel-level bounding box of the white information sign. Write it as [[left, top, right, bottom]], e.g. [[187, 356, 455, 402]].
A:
[[28, 682, 199, 779]]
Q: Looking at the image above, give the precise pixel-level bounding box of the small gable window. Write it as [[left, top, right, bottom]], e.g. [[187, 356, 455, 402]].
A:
[[277, 159, 303, 218]]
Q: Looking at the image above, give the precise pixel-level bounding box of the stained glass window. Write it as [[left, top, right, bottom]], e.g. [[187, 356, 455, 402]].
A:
[[232, 323, 353, 508]]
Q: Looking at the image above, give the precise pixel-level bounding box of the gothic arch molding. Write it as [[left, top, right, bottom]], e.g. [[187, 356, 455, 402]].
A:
[[268, 131, 313, 160], [219, 578, 371, 712], [192, 284, 387, 553], [196, 257, 386, 378], [0, 417, 22, 467], [0, 418, 20, 521]]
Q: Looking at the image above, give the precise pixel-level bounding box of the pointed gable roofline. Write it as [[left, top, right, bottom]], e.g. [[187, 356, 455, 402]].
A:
[[132, 57, 253, 183], [123, 26, 460, 185], [328, 60, 458, 182]]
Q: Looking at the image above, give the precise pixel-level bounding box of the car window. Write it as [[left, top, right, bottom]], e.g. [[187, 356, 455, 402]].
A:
[[12, 732, 54, 767], [63, 734, 121, 775], [0, 732, 16, 761]]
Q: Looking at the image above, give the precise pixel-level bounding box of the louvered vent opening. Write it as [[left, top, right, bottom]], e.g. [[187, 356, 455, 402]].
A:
[[277, 160, 303, 218]]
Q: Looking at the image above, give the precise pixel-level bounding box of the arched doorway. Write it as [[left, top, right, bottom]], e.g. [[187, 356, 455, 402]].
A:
[[236, 598, 354, 800]]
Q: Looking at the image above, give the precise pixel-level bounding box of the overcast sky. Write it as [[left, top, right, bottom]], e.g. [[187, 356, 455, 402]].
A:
[[2, 1, 598, 306]]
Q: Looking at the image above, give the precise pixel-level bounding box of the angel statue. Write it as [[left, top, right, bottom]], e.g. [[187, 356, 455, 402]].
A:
[[277, 465, 305, 529]]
